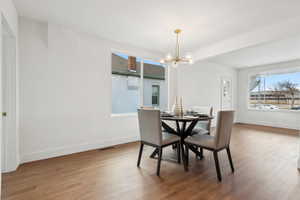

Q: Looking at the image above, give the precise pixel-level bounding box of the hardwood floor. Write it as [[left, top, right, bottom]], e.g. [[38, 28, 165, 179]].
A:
[[2, 124, 300, 200]]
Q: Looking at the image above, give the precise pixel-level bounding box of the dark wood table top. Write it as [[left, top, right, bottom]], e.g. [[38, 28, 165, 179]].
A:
[[160, 115, 213, 122]]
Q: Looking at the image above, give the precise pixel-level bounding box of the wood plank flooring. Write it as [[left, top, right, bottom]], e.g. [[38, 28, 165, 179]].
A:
[[2, 124, 300, 200]]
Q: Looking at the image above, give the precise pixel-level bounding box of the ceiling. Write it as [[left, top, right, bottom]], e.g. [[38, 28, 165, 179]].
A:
[[207, 35, 300, 68], [13, 0, 300, 55]]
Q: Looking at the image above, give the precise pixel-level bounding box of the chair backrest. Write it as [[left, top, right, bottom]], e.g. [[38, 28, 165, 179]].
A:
[[192, 106, 213, 116], [193, 106, 213, 130], [140, 106, 155, 110], [214, 110, 235, 149], [137, 109, 162, 146]]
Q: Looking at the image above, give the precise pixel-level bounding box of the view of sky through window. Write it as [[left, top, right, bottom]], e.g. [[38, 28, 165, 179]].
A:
[[265, 72, 300, 90], [114, 52, 164, 67]]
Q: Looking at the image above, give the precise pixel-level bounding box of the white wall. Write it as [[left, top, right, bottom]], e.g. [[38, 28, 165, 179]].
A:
[[19, 17, 164, 163], [177, 61, 238, 126], [237, 60, 300, 130], [168, 66, 178, 110]]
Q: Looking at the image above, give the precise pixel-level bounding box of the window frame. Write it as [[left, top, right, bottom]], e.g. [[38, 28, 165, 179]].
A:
[[247, 67, 300, 113], [110, 49, 168, 116]]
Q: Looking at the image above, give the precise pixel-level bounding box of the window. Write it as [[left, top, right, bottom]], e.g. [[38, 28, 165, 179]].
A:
[[152, 85, 160, 106], [249, 71, 300, 111], [111, 52, 168, 114]]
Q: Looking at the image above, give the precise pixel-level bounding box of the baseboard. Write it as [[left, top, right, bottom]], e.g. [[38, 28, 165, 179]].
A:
[[2, 162, 19, 173], [2, 155, 21, 173], [20, 136, 139, 164], [235, 120, 300, 131]]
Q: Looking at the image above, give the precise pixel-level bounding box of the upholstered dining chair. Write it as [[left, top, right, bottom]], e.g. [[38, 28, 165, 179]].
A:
[[191, 106, 213, 159], [191, 106, 213, 135], [184, 110, 235, 181], [137, 109, 181, 176]]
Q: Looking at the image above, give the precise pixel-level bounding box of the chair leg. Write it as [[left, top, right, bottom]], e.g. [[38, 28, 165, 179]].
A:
[[195, 147, 203, 160], [184, 143, 189, 171], [226, 147, 235, 173], [186, 144, 189, 166], [156, 147, 163, 176], [177, 142, 181, 164], [150, 148, 158, 158], [199, 147, 203, 160], [213, 151, 222, 182], [137, 143, 144, 167]]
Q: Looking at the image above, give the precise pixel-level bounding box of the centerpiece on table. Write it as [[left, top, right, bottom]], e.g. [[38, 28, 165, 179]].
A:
[[172, 96, 184, 116]]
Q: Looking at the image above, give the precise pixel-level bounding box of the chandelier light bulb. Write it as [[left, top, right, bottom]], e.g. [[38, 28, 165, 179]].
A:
[[166, 53, 172, 60], [185, 54, 192, 59]]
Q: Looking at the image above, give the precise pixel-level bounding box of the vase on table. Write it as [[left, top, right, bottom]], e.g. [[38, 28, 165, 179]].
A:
[[172, 96, 183, 116]]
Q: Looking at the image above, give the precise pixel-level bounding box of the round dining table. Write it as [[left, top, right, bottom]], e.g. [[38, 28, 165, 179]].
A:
[[150, 114, 214, 161]]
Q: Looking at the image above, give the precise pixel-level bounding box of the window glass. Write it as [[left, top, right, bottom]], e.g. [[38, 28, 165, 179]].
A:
[[142, 60, 168, 110], [111, 52, 141, 114], [152, 85, 160, 106], [249, 71, 300, 110]]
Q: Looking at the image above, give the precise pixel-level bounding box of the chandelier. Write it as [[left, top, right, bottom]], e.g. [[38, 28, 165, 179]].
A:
[[160, 29, 193, 66]]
